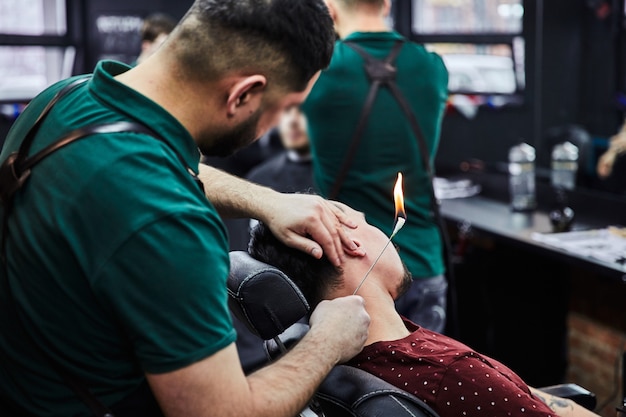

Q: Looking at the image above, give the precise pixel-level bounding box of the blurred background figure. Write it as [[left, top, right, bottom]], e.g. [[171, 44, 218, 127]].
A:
[[247, 105, 314, 195], [134, 12, 176, 66], [302, 0, 451, 334], [596, 118, 626, 194]]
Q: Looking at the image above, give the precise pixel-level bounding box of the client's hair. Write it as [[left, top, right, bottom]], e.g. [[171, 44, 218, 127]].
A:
[[248, 222, 344, 307]]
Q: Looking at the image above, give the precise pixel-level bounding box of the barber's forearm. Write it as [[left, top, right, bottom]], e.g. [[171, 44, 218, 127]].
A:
[[242, 295, 368, 416], [148, 341, 333, 417], [198, 162, 275, 220], [245, 327, 340, 413]]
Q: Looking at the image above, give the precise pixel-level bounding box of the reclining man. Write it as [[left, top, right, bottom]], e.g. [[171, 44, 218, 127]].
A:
[[248, 203, 600, 417]]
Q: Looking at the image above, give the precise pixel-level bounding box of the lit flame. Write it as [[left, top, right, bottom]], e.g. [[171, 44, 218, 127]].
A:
[[394, 172, 405, 220], [353, 172, 406, 295], [392, 173, 406, 236]]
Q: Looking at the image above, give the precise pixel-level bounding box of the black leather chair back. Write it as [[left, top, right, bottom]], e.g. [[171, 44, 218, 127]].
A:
[[228, 250, 309, 340]]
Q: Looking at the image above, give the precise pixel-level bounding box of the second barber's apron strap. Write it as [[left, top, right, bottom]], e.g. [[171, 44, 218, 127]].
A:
[[328, 40, 404, 200], [329, 39, 460, 338]]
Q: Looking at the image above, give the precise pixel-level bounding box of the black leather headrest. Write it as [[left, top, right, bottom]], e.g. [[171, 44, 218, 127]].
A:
[[228, 251, 310, 341]]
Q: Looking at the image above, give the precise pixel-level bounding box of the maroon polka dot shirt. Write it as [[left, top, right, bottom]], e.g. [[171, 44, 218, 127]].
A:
[[347, 319, 556, 417]]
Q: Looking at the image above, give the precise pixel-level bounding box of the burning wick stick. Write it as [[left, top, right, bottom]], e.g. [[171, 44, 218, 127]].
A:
[[353, 172, 406, 295], [353, 216, 405, 295]]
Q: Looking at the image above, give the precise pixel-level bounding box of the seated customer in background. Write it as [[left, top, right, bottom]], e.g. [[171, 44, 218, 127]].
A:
[[248, 204, 600, 417], [247, 104, 314, 194], [246, 104, 314, 230]]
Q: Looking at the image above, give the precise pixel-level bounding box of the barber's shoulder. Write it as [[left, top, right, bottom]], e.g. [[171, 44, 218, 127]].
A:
[[403, 42, 448, 77]]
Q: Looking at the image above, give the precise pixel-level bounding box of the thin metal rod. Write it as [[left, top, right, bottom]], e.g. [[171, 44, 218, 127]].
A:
[[353, 217, 405, 295]]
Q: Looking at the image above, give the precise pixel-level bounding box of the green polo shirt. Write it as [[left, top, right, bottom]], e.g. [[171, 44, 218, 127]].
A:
[[302, 31, 449, 279], [0, 61, 236, 416]]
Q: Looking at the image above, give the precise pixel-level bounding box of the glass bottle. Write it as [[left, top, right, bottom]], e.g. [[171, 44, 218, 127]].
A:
[[508, 142, 536, 211], [550, 141, 579, 191]]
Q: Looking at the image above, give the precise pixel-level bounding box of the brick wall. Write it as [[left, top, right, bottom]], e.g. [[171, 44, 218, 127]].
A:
[[567, 312, 626, 417]]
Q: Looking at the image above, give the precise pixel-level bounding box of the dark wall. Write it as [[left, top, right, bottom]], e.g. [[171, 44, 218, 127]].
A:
[[540, 0, 584, 133], [83, 0, 193, 71], [0, 114, 13, 149], [578, 1, 623, 136]]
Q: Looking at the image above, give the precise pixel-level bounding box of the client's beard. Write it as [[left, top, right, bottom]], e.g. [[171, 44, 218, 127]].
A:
[[395, 263, 414, 299]]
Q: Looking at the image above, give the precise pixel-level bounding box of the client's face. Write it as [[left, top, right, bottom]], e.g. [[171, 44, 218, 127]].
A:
[[337, 203, 413, 299]]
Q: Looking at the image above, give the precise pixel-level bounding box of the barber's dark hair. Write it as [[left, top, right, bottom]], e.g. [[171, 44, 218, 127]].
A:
[[248, 221, 344, 308], [141, 13, 176, 42], [172, 0, 335, 91]]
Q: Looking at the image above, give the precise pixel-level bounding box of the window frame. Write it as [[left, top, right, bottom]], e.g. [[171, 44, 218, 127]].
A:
[[394, 0, 527, 105], [0, 0, 84, 104]]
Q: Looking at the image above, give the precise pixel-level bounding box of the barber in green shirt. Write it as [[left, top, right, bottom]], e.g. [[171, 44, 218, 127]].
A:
[[0, 1, 370, 416], [303, 0, 449, 333]]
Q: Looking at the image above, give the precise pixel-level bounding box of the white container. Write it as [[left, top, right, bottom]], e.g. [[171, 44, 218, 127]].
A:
[[550, 141, 579, 190], [508, 142, 536, 211]]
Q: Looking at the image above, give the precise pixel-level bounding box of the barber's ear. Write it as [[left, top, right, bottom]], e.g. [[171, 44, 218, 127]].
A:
[[226, 75, 267, 117]]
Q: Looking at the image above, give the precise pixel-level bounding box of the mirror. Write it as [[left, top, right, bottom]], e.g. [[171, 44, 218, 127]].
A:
[[407, 0, 626, 202], [538, 124, 626, 197]]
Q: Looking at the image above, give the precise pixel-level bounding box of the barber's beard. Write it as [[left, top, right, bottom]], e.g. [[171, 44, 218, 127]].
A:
[[198, 109, 262, 157]]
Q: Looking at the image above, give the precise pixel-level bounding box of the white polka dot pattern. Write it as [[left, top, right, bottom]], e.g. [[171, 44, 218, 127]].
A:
[[347, 319, 557, 417]]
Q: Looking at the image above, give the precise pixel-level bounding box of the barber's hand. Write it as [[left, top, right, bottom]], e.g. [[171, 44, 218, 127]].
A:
[[263, 193, 363, 267], [308, 295, 370, 363]]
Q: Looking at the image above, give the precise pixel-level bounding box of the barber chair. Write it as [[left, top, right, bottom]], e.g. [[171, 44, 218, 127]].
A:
[[227, 250, 597, 417], [227, 250, 439, 417]]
